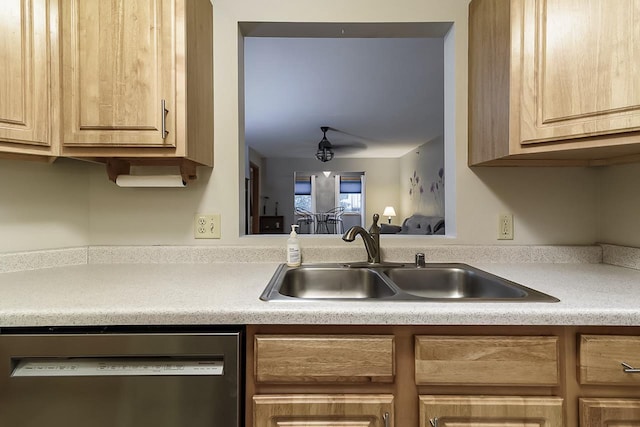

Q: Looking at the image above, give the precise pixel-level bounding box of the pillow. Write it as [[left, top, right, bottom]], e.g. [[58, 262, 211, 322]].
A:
[[380, 224, 402, 234], [433, 219, 445, 234], [399, 214, 444, 235]]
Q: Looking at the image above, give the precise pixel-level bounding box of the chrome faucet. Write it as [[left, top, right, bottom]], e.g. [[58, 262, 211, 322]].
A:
[[342, 214, 381, 264]]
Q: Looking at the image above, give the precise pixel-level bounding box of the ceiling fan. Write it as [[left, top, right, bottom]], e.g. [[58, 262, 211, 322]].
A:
[[315, 126, 367, 162], [315, 126, 334, 162]]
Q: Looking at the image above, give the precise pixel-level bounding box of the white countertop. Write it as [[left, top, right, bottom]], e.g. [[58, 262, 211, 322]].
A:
[[0, 261, 639, 326]]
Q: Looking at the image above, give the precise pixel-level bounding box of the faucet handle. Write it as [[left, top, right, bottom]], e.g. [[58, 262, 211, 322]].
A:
[[369, 213, 380, 234], [415, 252, 426, 267]]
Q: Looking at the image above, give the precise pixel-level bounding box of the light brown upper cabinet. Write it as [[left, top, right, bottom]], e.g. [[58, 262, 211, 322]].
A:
[[60, 0, 213, 179], [469, 0, 640, 166], [0, 0, 59, 161]]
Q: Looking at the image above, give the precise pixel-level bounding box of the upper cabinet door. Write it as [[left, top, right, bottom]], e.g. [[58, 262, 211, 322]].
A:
[[519, 0, 640, 145], [0, 0, 50, 151], [61, 0, 175, 148]]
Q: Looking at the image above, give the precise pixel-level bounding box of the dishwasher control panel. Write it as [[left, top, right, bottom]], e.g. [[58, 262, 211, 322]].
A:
[[12, 357, 224, 377]]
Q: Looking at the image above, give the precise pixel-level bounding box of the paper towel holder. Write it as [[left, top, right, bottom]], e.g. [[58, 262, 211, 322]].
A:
[[106, 159, 198, 186]]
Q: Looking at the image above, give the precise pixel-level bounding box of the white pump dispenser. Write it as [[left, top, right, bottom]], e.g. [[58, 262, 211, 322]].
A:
[[286, 224, 301, 267]]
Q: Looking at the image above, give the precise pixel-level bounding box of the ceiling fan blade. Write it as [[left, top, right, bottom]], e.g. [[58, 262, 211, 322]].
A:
[[332, 142, 367, 151], [326, 127, 380, 144]]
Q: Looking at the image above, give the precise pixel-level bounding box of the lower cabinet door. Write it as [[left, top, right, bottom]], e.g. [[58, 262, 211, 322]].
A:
[[419, 395, 563, 427], [254, 394, 393, 427], [580, 398, 640, 426]]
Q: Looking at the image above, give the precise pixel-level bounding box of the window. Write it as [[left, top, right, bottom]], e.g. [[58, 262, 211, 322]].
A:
[[338, 176, 362, 214], [294, 176, 312, 211]]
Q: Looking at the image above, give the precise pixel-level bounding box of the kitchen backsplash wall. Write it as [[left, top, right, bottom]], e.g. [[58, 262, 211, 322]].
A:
[[0, 159, 90, 253]]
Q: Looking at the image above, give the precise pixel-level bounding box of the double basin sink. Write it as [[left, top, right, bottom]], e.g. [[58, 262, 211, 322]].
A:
[[260, 263, 559, 302]]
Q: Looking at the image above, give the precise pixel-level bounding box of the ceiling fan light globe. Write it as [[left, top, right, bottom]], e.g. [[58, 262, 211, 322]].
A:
[[316, 147, 334, 162]]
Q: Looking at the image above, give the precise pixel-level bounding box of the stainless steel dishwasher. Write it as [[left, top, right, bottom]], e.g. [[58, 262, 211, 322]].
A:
[[0, 326, 243, 427]]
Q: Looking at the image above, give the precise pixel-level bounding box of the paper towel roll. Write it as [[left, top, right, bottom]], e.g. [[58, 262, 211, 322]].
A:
[[115, 175, 186, 187]]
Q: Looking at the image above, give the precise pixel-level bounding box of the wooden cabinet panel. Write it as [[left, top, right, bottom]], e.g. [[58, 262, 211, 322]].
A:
[[469, 0, 640, 166], [0, 0, 51, 154], [415, 336, 558, 386], [253, 394, 393, 427], [255, 335, 394, 383], [580, 398, 640, 426], [519, 0, 640, 145], [58, 0, 214, 172], [579, 334, 640, 385], [419, 396, 563, 427], [61, 0, 174, 148]]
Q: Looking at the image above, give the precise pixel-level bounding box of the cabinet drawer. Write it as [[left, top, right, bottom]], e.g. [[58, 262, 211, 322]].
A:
[[580, 335, 640, 385], [255, 335, 395, 383], [254, 394, 394, 426], [415, 336, 559, 386]]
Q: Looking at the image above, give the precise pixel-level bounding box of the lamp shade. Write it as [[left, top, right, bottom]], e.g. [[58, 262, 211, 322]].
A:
[[382, 206, 396, 217]]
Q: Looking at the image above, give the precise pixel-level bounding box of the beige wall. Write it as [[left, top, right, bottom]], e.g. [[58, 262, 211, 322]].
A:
[[0, 159, 90, 253], [400, 137, 445, 219], [599, 163, 640, 247], [2, 0, 623, 252]]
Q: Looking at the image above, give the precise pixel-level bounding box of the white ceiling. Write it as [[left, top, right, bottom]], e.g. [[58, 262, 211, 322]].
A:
[[243, 25, 447, 159]]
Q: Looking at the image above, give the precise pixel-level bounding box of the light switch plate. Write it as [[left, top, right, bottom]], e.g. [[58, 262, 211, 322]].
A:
[[194, 214, 221, 239]]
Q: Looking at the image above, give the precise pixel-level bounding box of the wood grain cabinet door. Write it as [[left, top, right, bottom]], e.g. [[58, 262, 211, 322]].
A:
[[580, 398, 640, 426], [61, 0, 175, 148], [419, 396, 564, 427], [415, 335, 559, 386], [0, 0, 51, 154], [579, 334, 640, 385], [254, 394, 394, 427], [519, 0, 640, 145]]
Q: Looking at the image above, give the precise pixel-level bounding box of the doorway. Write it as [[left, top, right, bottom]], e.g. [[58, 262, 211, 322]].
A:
[[249, 162, 260, 234]]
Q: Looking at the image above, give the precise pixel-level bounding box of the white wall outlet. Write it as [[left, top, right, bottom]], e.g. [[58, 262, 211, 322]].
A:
[[498, 213, 514, 240], [194, 214, 221, 239]]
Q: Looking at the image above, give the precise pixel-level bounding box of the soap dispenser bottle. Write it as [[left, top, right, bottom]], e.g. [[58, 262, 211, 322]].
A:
[[286, 225, 301, 267]]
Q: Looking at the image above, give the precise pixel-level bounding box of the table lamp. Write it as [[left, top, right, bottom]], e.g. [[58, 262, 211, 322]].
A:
[[382, 206, 396, 224]]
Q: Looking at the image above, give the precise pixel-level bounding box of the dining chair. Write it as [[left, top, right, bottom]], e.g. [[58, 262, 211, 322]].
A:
[[325, 206, 345, 234], [314, 211, 331, 234], [294, 208, 315, 234]]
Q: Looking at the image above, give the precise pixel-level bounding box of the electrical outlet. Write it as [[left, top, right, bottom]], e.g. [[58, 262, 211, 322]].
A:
[[194, 214, 221, 239], [498, 213, 513, 240]]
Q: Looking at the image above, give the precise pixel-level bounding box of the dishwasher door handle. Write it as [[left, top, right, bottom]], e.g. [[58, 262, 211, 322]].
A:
[[11, 357, 224, 377]]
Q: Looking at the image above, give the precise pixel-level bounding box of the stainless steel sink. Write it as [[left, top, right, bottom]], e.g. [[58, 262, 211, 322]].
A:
[[382, 265, 556, 301], [276, 267, 396, 299], [260, 263, 558, 302]]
